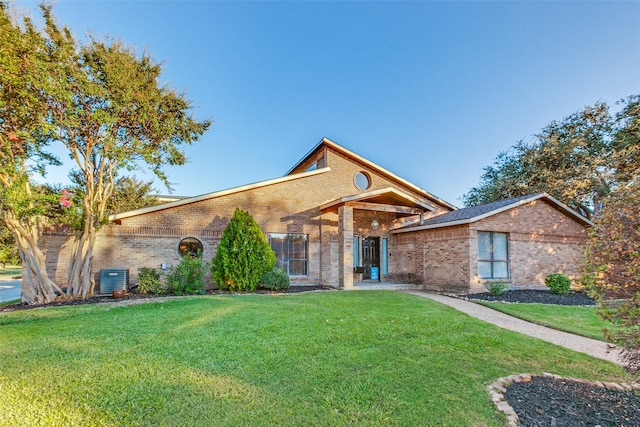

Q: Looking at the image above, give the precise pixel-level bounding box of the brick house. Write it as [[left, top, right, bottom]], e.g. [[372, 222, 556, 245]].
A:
[[42, 137, 592, 294]]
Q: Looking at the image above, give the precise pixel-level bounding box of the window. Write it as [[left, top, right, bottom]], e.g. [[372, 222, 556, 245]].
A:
[[353, 235, 360, 267], [354, 172, 371, 191], [477, 231, 509, 279], [305, 151, 326, 172], [381, 237, 388, 275], [269, 233, 308, 276], [179, 237, 203, 258]]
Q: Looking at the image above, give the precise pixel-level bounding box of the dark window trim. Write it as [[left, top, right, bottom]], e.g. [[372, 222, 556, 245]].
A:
[[178, 237, 203, 258], [269, 233, 309, 276], [477, 231, 509, 279]]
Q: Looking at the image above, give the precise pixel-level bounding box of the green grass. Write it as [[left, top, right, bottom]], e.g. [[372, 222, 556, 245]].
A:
[[0, 265, 21, 278], [478, 301, 609, 341], [0, 291, 628, 426], [0, 299, 20, 307]]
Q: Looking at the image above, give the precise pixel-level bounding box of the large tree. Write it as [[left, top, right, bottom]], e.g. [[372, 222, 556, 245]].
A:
[[1, 3, 210, 301], [462, 98, 640, 218], [51, 34, 210, 299], [611, 95, 640, 185], [0, 3, 65, 303]]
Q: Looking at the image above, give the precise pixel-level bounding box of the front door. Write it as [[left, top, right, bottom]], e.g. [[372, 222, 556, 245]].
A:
[[362, 237, 380, 280]]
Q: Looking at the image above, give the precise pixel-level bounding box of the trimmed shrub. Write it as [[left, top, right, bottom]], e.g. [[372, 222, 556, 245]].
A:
[[261, 267, 290, 291], [545, 273, 571, 295], [137, 267, 164, 294], [165, 254, 208, 295], [486, 282, 508, 296], [212, 208, 276, 292]]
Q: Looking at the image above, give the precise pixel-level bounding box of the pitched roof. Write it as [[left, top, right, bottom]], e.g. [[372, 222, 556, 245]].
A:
[[319, 187, 435, 214], [287, 137, 457, 211], [109, 137, 457, 221], [109, 167, 331, 221], [391, 192, 593, 233]]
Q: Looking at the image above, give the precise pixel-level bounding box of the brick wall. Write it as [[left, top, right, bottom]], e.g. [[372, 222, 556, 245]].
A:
[[468, 199, 588, 292], [41, 145, 452, 289], [391, 198, 589, 294]]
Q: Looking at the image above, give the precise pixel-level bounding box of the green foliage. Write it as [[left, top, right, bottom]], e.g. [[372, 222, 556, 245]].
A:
[[545, 274, 571, 295], [212, 208, 276, 292], [137, 267, 164, 295], [1, 2, 210, 300], [485, 281, 508, 296], [165, 254, 208, 295], [0, 246, 19, 266], [260, 267, 290, 291], [0, 223, 19, 265], [463, 97, 640, 218], [585, 181, 640, 375], [106, 176, 160, 215]]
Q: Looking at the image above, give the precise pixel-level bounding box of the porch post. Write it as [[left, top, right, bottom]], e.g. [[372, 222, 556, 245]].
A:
[[338, 205, 354, 289]]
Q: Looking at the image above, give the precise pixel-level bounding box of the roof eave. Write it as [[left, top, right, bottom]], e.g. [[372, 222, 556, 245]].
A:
[[319, 187, 435, 213], [391, 192, 593, 234], [287, 137, 458, 211], [109, 167, 332, 221]]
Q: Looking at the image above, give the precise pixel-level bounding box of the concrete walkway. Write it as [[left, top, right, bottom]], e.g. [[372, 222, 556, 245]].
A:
[[404, 291, 624, 366]]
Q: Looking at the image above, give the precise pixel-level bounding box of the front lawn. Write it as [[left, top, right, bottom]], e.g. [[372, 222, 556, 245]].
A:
[[478, 301, 609, 341], [0, 291, 627, 426]]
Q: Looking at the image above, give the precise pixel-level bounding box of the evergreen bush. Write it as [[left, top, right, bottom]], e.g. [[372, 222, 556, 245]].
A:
[[212, 208, 276, 292], [261, 267, 290, 291], [545, 273, 571, 295]]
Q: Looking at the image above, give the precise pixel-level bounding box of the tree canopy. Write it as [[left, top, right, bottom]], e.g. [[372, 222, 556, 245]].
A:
[[462, 96, 639, 218], [0, 2, 210, 301], [0, 2, 65, 302]]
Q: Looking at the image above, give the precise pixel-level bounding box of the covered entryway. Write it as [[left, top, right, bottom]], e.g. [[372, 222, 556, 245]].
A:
[[320, 187, 435, 289]]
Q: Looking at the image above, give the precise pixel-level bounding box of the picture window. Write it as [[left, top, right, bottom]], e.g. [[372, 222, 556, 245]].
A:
[[269, 233, 308, 276], [477, 231, 509, 279]]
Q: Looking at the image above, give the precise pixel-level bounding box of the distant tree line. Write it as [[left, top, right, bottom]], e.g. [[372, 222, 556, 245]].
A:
[[463, 95, 640, 219]]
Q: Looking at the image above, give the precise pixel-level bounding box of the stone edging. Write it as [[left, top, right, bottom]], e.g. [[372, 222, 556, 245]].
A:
[[487, 373, 640, 427]]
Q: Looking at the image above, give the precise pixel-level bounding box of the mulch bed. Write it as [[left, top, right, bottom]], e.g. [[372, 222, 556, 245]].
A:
[[505, 376, 640, 427], [471, 289, 639, 426], [465, 289, 595, 306], [0, 285, 331, 312]]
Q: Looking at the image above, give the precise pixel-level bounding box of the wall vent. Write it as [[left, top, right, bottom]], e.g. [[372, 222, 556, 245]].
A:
[[99, 269, 129, 294]]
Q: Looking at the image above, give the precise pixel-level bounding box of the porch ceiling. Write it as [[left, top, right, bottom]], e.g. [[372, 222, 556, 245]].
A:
[[319, 187, 434, 216]]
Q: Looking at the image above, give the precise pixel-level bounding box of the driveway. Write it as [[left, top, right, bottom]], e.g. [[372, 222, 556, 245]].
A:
[[0, 279, 21, 303]]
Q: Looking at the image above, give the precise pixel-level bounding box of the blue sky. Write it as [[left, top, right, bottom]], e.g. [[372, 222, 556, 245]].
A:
[[18, 1, 640, 207]]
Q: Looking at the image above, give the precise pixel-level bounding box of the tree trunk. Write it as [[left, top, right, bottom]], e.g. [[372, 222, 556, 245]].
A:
[[66, 222, 96, 299], [2, 212, 63, 304]]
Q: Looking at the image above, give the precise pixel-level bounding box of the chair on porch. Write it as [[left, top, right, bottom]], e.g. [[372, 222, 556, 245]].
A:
[[353, 266, 364, 283]]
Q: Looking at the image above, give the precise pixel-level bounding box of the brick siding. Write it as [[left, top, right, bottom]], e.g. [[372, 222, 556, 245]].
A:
[[41, 145, 451, 289], [392, 199, 589, 294]]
